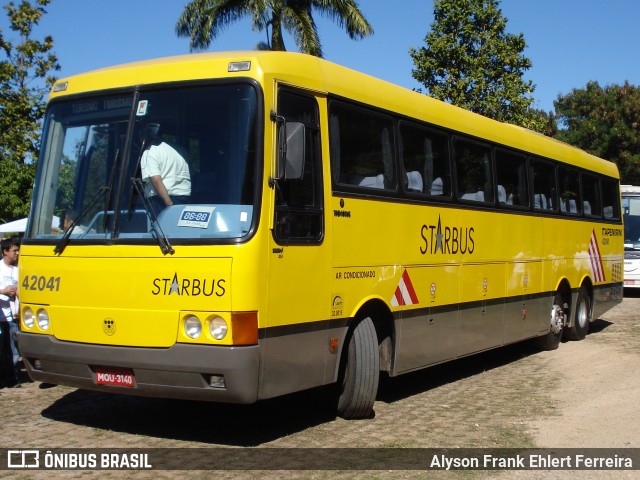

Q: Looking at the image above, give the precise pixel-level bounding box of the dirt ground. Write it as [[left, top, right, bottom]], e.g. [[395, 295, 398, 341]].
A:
[[1, 293, 640, 479]]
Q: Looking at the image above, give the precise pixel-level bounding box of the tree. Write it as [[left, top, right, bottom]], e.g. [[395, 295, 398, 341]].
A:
[[554, 81, 640, 184], [176, 0, 373, 58], [409, 0, 544, 132], [0, 0, 59, 222]]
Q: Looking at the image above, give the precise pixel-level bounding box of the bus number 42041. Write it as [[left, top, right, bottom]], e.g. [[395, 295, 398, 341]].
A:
[[22, 275, 61, 292]]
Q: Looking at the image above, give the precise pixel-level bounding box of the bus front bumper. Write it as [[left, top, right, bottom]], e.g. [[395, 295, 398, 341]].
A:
[[17, 332, 260, 404]]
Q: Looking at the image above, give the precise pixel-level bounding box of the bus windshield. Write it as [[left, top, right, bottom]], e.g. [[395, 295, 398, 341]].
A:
[[27, 83, 259, 243], [623, 195, 640, 249]]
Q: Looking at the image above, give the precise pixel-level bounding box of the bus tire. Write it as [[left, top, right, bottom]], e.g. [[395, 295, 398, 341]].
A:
[[565, 287, 590, 341], [337, 317, 380, 419], [536, 295, 564, 351]]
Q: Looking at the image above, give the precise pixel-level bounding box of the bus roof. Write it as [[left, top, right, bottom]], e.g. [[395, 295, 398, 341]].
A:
[[621, 185, 640, 194], [49, 50, 618, 179]]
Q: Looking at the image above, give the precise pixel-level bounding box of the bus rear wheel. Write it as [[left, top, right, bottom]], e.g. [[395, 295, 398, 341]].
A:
[[565, 287, 590, 341], [337, 317, 379, 419]]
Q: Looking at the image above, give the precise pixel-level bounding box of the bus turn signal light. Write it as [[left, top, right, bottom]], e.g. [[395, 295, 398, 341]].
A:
[[231, 312, 258, 345]]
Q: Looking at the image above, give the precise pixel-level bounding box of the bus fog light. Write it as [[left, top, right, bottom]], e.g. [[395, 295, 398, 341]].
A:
[[209, 316, 228, 340], [23, 308, 35, 329], [209, 374, 225, 388], [37, 309, 50, 331], [184, 315, 202, 339]]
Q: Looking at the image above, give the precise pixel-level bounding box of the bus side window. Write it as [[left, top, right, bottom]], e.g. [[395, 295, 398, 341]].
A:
[[602, 178, 620, 219], [495, 149, 528, 207], [558, 166, 581, 215], [399, 122, 451, 197], [531, 158, 557, 211], [454, 139, 493, 203], [581, 173, 601, 217], [329, 102, 396, 191]]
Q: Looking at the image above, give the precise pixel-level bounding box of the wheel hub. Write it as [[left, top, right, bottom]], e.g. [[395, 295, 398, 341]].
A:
[[550, 304, 564, 334]]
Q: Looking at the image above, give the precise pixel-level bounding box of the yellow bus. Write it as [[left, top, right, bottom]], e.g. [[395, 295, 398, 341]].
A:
[[18, 51, 623, 419]]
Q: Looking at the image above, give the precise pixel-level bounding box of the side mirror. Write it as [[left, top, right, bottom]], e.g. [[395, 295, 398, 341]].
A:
[[283, 121, 305, 180], [274, 117, 305, 181]]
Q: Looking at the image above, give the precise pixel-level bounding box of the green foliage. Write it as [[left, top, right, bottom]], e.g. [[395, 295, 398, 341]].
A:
[[55, 155, 76, 215], [0, 158, 35, 221], [554, 81, 640, 184], [0, 0, 59, 222], [410, 0, 544, 132], [176, 0, 373, 57]]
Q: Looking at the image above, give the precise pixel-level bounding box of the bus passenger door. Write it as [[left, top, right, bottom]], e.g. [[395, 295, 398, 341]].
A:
[[261, 87, 332, 399]]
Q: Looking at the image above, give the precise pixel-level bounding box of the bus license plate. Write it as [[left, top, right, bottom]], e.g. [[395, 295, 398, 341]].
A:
[[95, 368, 135, 387]]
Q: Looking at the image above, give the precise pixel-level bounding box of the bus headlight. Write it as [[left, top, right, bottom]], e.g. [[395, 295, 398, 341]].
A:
[[209, 316, 228, 340], [184, 315, 202, 339], [23, 307, 35, 329], [37, 309, 50, 331]]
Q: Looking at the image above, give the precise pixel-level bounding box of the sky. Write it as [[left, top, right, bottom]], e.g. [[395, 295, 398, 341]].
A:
[[2, 0, 640, 113]]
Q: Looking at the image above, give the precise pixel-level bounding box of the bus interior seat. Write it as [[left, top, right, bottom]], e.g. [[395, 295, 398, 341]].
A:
[[583, 201, 591, 215], [430, 177, 443, 196], [405, 171, 423, 192], [604, 205, 614, 218], [497, 185, 515, 205], [569, 199, 578, 213], [497, 185, 507, 204], [560, 199, 578, 213], [460, 191, 485, 202], [534, 193, 547, 209], [350, 174, 385, 189]]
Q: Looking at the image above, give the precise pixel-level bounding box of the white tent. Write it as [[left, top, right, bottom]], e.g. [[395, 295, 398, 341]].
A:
[[0, 216, 60, 234]]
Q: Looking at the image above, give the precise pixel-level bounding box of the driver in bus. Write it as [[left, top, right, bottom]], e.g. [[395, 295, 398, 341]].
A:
[[140, 123, 191, 212]]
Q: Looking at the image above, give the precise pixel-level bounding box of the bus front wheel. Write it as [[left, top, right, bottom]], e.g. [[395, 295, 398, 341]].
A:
[[565, 287, 590, 341], [337, 317, 380, 419], [536, 294, 564, 350]]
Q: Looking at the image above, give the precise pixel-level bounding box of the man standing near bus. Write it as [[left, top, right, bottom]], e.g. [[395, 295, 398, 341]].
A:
[[0, 236, 20, 387]]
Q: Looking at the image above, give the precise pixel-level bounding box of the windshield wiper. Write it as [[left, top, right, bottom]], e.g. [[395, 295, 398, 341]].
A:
[[127, 141, 148, 219], [127, 123, 159, 219], [130, 177, 175, 255], [103, 148, 119, 232], [54, 185, 109, 255]]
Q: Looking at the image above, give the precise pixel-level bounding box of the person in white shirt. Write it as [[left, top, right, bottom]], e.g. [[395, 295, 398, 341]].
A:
[[0, 236, 20, 387], [141, 139, 191, 212]]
